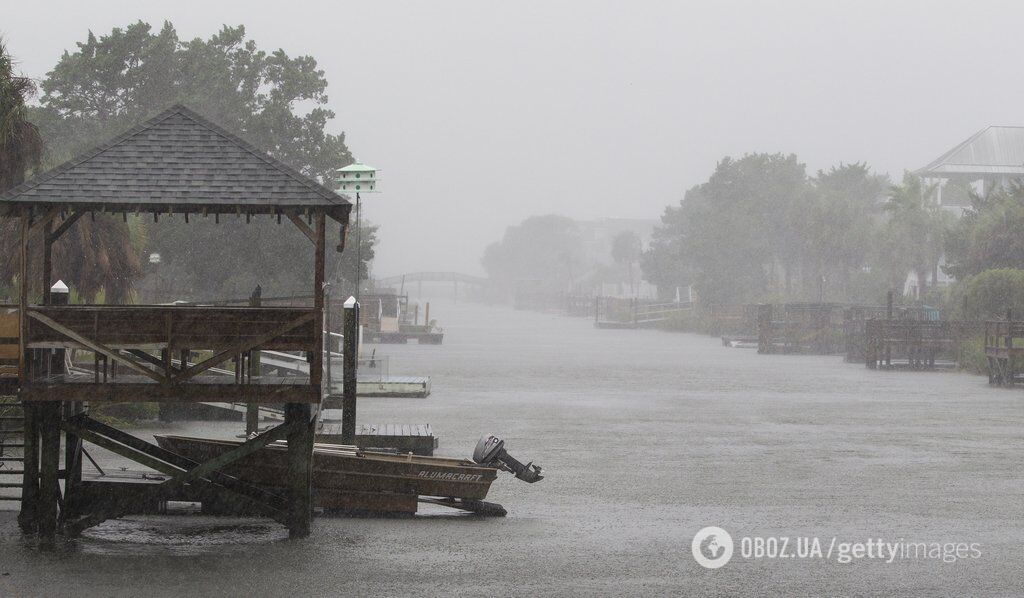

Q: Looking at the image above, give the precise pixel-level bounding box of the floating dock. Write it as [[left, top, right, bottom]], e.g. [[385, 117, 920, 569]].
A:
[[364, 330, 444, 344], [319, 422, 437, 456], [357, 376, 430, 398]]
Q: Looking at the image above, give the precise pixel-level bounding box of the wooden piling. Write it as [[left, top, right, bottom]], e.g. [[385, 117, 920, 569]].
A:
[[38, 402, 61, 545], [285, 402, 314, 538], [341, 300, 359, 445]]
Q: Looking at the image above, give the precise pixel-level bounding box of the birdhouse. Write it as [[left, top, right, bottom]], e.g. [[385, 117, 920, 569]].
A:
[[336, 162, 379, 194]]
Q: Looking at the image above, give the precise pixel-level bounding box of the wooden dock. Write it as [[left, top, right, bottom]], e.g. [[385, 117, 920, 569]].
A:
[[984, 320, 1024, 386], [319, 422, 437, 456], [594, 297, 693, 329], [364, 330, 444, 344], [1, 105, 354, 543], [757, 303, 845, 355], [865, 319, 981, 370]]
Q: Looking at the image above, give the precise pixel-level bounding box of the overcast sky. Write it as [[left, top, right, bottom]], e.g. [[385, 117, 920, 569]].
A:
[[4, 1, 1023, 276]]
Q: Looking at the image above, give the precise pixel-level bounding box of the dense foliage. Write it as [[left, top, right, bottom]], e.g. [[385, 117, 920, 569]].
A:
[[944, 182, 1024, 280], [481, 215, 585, 297], [959, 268, 1024, 320]]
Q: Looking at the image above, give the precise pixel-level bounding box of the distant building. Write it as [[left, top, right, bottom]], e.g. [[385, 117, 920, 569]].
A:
[[917, 125, 1024, 211], [901, 126, 1024, 298]]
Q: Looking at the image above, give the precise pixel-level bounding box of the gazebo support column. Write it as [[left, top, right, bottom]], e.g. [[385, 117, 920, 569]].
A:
[[17, 208, 40, 534], [285, 403, 314, 539], [38, 402, 62, 545]]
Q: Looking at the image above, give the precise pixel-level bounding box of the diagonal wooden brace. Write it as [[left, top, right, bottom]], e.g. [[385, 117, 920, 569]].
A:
[[287, 213, 316, 245], [172, 312, 316, 383], [159, 420, 298, 489], [59, 420, 291, 533], [47, 211, 84, 243], [27, 310, 169, 384]]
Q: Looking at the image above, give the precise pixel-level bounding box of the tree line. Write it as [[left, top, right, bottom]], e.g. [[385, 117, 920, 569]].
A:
[[641, 154, 954, 307]]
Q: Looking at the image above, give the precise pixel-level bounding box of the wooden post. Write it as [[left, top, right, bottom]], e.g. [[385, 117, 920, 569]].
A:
[[38, 402, 61, 546], [285, 402, 313, 539], [312, 212, 325, 394], [18, 207, 29, 386], [42, 221, 53, 305], [246, 286, 262, 436], [425, 302, 431, 332], [18, 401, 38, 534], [17, 208, 40, 534], [757, 304, 772, 354], [342, 298, 359, 445]]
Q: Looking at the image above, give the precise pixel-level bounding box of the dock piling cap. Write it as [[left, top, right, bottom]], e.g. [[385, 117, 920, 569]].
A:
[[51, 280, 69, 294], [344, 296, 357, 308]]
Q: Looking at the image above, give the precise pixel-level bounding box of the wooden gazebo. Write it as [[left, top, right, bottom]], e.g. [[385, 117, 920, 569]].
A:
[[0, 105, 351, 542]]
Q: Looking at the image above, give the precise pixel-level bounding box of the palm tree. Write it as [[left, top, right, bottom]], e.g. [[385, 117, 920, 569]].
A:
[[0, 39, 42, 190], [0, 40, 143, 302], [884, 172, 949, 299]]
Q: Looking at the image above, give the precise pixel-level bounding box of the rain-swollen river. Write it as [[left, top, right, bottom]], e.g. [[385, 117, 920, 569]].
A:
[[2, 298, 1022, 596]]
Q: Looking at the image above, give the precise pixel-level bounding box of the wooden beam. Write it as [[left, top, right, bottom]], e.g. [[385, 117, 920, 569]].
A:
[[72, 415, 288, 510], [26, 310, 168, 384], [312, 211, 325, 395], [48, 211, 83, 243], [22, 381, 320, 403], [287, 213, 316, 245], [58, 420, 288, 533], [172, 313, 316, 383], [42, 219, 53, 305], [18, 208, 29, 386], [161, 420, 297, 488]]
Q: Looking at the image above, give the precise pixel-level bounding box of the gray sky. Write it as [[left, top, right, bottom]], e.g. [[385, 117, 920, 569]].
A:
[[5, 1, 1023, 276]]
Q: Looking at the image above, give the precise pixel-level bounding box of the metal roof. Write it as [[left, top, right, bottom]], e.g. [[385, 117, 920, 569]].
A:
[[0, 104, 351, 222], [917, 126, 1024, 177]]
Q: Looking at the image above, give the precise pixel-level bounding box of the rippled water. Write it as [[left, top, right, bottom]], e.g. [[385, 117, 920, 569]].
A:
[[2, 298, 1022, 596]]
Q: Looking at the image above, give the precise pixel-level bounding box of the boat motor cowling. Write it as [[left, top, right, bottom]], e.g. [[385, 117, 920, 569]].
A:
[[472, 435, 543, 483]]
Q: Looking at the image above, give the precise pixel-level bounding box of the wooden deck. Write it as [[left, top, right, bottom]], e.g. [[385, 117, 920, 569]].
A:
[[319, 422, 437, 456], [865, 319, 981, 370], [758, 303, 846, 355], [984, 321, 1024, 386], [23, 305, 321, 403]]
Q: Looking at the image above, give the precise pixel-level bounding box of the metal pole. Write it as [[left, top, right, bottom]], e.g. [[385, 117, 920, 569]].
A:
[[246, 286, 261, 437], [324, 283, 332, 395], [354, 192, 361, 304], [341, 298, 360, 445]]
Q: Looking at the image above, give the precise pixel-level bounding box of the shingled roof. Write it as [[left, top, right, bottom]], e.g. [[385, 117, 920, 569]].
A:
[[0, 104, 351, 222]]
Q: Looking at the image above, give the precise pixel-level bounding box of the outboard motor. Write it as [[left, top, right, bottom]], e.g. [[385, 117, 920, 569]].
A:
[[473, 435, 543, 483]]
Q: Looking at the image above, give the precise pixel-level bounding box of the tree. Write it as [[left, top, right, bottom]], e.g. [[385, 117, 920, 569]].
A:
[[641, 202, 692, 299], [610, 230, 642, 296], [0, 39, 43, 190], [0, 39, 143, 302], [944, 182, 1024, 280], [482, 215, 584, 297], [29, 22, 368, 300], [961, 268, 1024, 320], [642, 153, 810, 305], [803, 163, 888, 301], [880, 172, 950, 297]]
